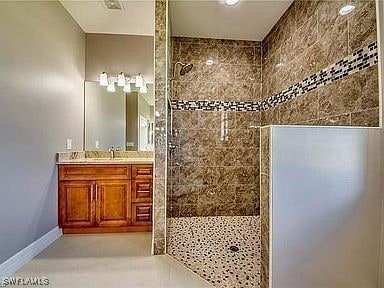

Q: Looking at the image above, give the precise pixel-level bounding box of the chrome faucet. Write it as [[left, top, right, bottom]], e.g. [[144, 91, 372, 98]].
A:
[[108, 146, 115, 159]]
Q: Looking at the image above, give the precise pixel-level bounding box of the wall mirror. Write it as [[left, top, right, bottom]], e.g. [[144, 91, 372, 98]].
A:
[[84, 81, 154, 151]]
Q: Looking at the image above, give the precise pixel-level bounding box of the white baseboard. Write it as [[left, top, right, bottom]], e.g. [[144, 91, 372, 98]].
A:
[[0, 227, 62, 278]]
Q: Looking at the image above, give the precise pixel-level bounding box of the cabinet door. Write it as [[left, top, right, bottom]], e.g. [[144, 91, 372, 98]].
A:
[[132, 180, 153, 203], [132, 203, 152, 226], [96, 180, 131, 227], [59, 181, 96, 228]]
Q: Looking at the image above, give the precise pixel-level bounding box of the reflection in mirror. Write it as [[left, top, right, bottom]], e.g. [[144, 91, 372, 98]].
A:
[[85, 82, 154, 151]]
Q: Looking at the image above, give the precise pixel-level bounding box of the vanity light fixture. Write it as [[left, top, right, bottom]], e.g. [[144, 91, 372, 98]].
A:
[[117, 72, 126, 86], [107, 80, 115, 92], [135, 73, 144, 88], [139, 80, 148, 94], [123, 82, 131, 93], [339, 1, 355, 15], [205, 59, 214, 66], [99, 71, 146, 93], [99, 72, 108, 86], [225, 0, 239, 6]]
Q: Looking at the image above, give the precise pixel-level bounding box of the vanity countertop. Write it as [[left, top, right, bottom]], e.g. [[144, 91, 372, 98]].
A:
[[57, 158, 154, 165], [56, 151, 154, 165]]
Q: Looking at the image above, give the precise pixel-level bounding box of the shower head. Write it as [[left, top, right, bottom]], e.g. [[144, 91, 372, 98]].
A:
[[171, 62, 193, 80], [179, 63, 193, 76]]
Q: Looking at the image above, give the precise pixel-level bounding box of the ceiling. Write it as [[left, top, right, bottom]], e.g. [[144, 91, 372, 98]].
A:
[[170, 0, 293, 41], [60, 0, 154, 36], [60, 0, 292, 41]]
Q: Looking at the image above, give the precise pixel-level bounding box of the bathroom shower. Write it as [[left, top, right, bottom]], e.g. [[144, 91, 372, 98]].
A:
[[171, 62, 193, 80]]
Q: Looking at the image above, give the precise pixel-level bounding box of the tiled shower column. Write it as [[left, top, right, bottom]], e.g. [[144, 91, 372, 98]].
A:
[[260, 126, 271, 288], [153, 0, 167, 255]]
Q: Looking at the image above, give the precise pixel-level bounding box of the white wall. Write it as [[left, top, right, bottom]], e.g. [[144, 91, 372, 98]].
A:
[[0, 1, 85, 264], [270, 126, 382, 288]]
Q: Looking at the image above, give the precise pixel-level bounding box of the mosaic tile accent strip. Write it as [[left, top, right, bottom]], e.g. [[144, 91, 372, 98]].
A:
[[170, 100, 261, 112], [170, 41, 378, 113], [167, 216, 261, 288]]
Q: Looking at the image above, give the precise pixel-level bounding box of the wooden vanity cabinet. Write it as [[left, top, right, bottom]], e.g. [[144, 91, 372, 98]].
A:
[[58, 164, 153, 234], [59, 180, 96, 228]]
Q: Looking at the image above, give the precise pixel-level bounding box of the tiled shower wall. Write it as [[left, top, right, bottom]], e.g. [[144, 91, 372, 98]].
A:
[[261, 0, 379, 126], [168, 37, 262, 217]]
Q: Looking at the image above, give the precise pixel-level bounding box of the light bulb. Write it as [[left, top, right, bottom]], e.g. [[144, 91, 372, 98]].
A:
[[135, 73, 144, 88], [99, 72, 108, 86], [339, 3, 355, 15], [123, 83, 131, 93], [225, 0, 239, 5], [107, 81, 115, 92], [117, 72, 126, 87], [139, 80, 147, 93]]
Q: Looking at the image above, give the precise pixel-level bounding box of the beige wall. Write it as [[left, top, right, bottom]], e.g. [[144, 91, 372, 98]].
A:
[[0, 1, 85, 264], [85, 34, 154, 83]]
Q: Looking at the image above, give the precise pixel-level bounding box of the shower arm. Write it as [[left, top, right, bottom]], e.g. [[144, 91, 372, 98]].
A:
[[170, 62, 184, 81]]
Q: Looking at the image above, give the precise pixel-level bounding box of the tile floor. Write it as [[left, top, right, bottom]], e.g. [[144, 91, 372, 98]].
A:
[[13, 232, 212, 288], [167, 216, 261, 288]]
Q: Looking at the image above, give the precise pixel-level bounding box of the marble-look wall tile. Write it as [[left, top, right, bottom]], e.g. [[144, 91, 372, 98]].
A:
[[259, 126, 271, 288], [303, 114, 351, 126], [169, 37, 262, 218], [260, 174, 270, 288], [169, 119, 260, 217], [262, 0, 379, 127], [348, 0, 377, 52], [260, 128, 270, 175], [318, 65, 378, 118], [261, 106, 280, 126], [351, 108, 380, 127], [154, 0, 167, 255], [171, 37, 262, 102]]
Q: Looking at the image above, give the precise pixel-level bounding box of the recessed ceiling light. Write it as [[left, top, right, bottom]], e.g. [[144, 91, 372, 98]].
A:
[[339, 3, 355, 15], [225, 0, 239, 6], [103, 0, 123, 10], [206, 59, 214, 66]]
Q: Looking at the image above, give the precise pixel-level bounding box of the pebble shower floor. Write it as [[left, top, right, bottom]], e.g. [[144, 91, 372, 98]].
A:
[[167, 216, 261, 288]]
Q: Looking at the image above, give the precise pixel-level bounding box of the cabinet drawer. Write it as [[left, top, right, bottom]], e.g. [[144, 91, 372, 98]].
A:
[[132, 203, 152, 226], [132, 165, 153, 180], [132, 180, 153, 203], [59, 165, 131, 181]]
